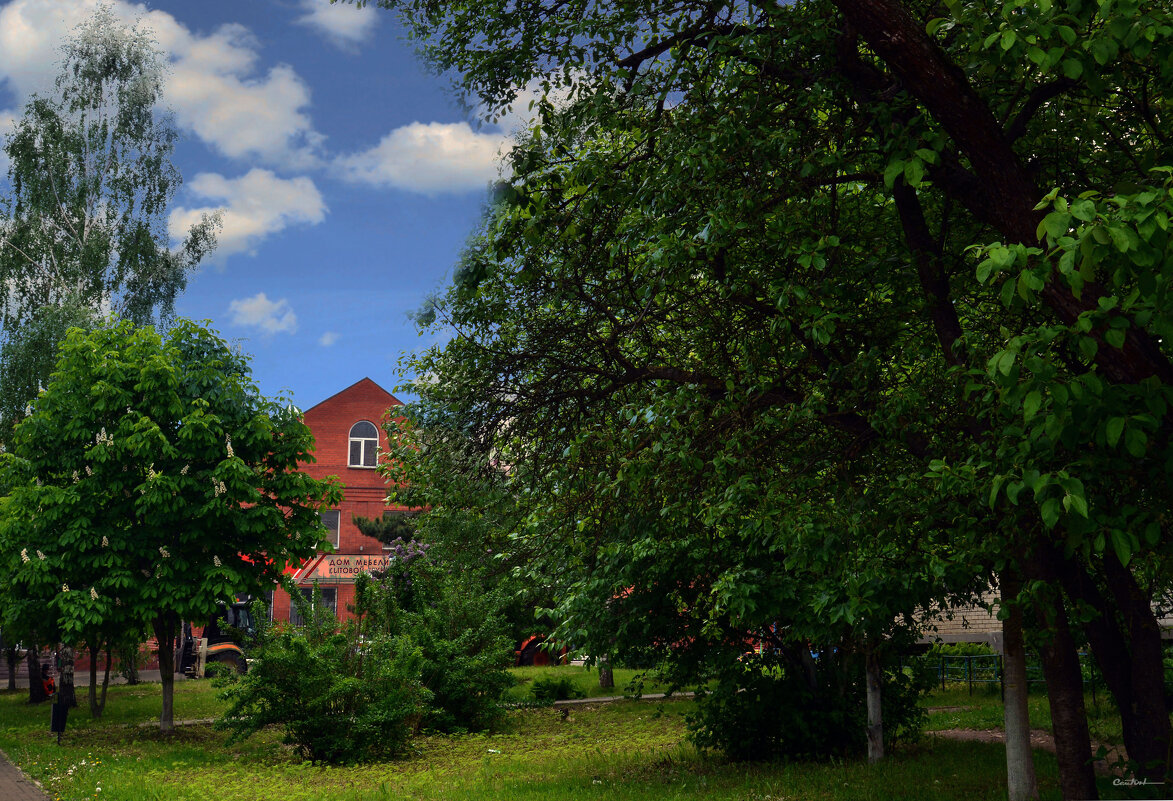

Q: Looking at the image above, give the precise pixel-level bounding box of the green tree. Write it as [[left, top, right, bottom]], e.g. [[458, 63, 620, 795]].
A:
[[0, 319, 341, 730], [0, 7, 219, 439], [370, 0, 1173, 793]]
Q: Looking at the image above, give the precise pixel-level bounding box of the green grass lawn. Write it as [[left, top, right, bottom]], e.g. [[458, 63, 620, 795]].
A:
[[6, 673, 1149, 801], [505, 665, 673, 701]]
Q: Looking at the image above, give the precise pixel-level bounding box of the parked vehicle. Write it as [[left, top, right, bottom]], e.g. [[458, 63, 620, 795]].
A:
[[176, 598, 257, 678]]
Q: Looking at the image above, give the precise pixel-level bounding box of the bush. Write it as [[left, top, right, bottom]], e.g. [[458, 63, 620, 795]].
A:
[[687, 647, 932, 762], [355, 557, 514, 733], [216, 590, 428, 764], [926, 641, 995, 657], [530, 676, 586, 704]]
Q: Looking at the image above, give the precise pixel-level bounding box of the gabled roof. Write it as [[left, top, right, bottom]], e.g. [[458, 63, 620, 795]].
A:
[[302, 377, 403, 415]]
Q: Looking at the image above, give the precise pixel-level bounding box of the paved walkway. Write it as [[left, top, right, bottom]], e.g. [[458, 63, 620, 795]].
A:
[[0, 748, 50, 801]]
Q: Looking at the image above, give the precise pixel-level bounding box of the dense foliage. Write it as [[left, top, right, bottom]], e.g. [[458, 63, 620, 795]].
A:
[[218, 590, 427, 764], [371, 0, 1173, 790], [689, 650, 931, 761], [0, 319, 341, 729], [0, 8, 218, 438]]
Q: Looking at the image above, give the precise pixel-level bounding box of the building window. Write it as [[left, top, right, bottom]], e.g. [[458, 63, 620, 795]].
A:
[[320, 510, 340, 549], [289, 587, 337, 626], [348, 421, 379, 468]]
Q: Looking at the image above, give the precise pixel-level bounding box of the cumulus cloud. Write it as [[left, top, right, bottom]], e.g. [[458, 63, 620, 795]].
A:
[[334, 121, 505, 195], [318, 331, 339, 347], [0, 0, 324, 168], [296, 0, 378, 50], [169, 168, 326, 263], [229, 292, 297, 335]]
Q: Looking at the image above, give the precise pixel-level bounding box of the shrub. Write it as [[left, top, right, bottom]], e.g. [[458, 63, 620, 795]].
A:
[[216, 590, 428, 764], [530, 676, 586, 704], [355, 557, 515, 733], [687, 647, 931, 762]]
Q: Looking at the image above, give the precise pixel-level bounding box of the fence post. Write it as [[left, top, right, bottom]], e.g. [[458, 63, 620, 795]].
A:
[[967, 655, 973, 696]]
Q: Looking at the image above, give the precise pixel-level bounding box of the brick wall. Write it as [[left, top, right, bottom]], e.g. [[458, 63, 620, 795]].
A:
[[275, 377, 408, 622]]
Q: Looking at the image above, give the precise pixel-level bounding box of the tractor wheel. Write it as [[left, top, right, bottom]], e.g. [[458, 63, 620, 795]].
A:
[[209, 653, 246, 675]]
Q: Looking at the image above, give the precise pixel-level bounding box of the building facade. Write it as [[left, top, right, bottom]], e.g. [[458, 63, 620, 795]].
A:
[[269, 377, 408, 623]]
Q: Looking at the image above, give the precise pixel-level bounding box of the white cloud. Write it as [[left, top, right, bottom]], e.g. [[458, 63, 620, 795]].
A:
[[334, 121, 505, 195], [318, 331, 339, 347], [229, 292, 297, 335], [169, 168, 326, 263], [296, 0, 378, 50], [0, 0, 324, 168]]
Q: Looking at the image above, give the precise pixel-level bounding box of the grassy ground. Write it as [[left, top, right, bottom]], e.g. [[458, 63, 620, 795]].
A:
[[2, 673, 1155, 801], [505, 665, 672, 701]]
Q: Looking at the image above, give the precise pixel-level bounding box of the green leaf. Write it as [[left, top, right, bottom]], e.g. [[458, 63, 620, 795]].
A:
[[1023, 390, 1042, 421], [1124, 427, 1147, 457], [1105, 416, 1126, 447], [1109, 529, 1131, 566], [1040, 497, 1061, 529], [1105, 328, 1126, 349]]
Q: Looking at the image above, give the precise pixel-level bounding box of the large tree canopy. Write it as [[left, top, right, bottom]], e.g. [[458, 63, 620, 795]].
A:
[[0, 8, 219, 437], [0, 319, 341, 730], [374, 0, 1173, 793]]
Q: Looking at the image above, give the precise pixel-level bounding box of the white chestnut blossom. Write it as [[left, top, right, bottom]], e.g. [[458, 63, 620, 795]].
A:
[[101, 536, 109, 547], [90, 588, 98, 600], [20, 548, 29, 563], [213, 555, 222, 567], [226, 437, 234, 458], [159, 546, 170, 558], [36, 550, 45, 560], [62, 584, 70, 593]]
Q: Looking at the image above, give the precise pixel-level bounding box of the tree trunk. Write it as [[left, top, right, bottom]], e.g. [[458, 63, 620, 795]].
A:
[[1052, 547, 1172, 782], [1001, 575, 1039, 801], [26, 647, 46, 704], [598, 654, 614, 690], [57, 644, 76, 709], [1036, 598, 1098, 800], [5, 646, 17, 692], [87, 642, 101, 719], [865, 645, 883, 763], [1101, 555, 1171, 782], [154, 615, 177, 732], [98, 645, 111, 718]]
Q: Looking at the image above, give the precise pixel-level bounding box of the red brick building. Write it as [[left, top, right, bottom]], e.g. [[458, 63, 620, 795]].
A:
[[269, 377, 408, 623]]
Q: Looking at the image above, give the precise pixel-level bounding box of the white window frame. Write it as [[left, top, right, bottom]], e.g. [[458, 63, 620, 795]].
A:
[[348, 421, 379, 468]]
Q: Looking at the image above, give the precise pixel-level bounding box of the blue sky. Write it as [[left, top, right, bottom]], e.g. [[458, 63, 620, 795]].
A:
[[0, 0, 513, 409]]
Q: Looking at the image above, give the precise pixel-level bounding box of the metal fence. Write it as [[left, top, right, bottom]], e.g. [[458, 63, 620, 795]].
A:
[[904, 653, 1093, 697]]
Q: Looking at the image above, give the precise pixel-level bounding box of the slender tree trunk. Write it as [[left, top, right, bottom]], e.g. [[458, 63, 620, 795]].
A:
[[598, 654, 614, 690], [26, 647, 46, 704], [87, 641, 100, 718], [865, 644, 883, 763], [154, 615, 177, 732], [98, 645, 111, 717], [5, 646, 17, 691], [1001, 574, 1039, 801], [1035, 598, 1097, 800], [57, 644, 76, 709]]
